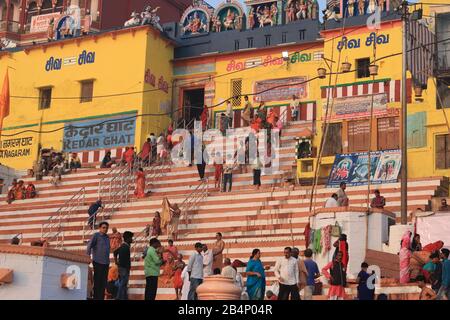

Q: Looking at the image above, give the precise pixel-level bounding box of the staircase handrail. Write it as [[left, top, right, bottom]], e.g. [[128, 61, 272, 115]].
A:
[[181, 179, 209, 226], [40, 187, 86, 248]]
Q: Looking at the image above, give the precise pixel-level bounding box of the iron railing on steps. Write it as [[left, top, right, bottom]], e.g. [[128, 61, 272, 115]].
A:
[[182, 179, 209, 227], [40, 187, 86, 249]]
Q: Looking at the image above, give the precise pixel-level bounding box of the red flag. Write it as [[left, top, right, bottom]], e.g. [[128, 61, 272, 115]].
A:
[[0, 69, 10, 133]]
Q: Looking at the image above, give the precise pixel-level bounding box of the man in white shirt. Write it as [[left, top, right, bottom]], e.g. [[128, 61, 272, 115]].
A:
[[221, 258, 237, 281], [202, 244, 213, 276], [180, 265, 190, 300], [324, 193, 339, 208], [337, 182, 349, 206], [226, 101, 233, 128], [187, 242, 204, 300], [273, 247, 300, 300]]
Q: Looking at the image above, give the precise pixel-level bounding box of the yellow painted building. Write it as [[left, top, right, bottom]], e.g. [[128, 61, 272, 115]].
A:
[[296, 7, 450, 183], [0, 25, 174, 170]]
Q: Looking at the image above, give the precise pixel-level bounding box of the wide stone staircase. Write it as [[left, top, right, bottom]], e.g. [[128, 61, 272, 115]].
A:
[[0, 120, 444, 300]]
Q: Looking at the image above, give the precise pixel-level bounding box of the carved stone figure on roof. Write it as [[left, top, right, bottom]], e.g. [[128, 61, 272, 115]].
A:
[[124, 11, 141, 27], [367, 0, 377, 14], [211, 15, 222, 32], [286, 2, 296, 22], [248, 7, 255, 29], [270, 3, 278, 25], [347, 0, 355, 16], [223, 8, 236, 30], [311, 0, 318, 19], [358, 0, 366, 16]]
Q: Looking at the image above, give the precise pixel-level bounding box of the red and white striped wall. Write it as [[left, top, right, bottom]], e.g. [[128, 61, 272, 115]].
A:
[[74, 147, 127, 165], [321, 79, 412, 103]]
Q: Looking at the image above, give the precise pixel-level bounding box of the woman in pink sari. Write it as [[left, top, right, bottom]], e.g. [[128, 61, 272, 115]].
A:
[[134, 168, 146, 198], [399, 231, 412, 284]]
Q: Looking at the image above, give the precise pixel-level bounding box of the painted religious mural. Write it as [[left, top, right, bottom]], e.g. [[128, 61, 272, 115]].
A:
[[180, 2, 213, 36], [212, 0, 246, 32], [246, 1, 280, 29]]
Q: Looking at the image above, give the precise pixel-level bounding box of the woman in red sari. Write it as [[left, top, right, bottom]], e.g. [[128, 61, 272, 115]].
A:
[[134, 168, 146, 198], [140, 138, 151, 164], [200, 105, 209, 131], [25, 182, 36, 199], [6, 180, 18, 204], [123, 147, 135, 168], [173, 253, 185, 300]]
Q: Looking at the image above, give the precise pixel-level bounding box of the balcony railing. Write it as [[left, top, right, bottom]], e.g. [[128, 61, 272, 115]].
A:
[[0, 21, 20, 33]]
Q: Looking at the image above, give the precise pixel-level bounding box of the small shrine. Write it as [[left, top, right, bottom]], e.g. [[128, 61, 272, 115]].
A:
[[245, 0, 282, 29], [341, 0, 390, 18], [211, 0, 246, 32], [285, 0, 320, 23], [179, 1, 214, 36]]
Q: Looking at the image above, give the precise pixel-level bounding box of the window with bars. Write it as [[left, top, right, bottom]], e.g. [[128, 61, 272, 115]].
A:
[[282, 32, 287, 43], [435, 134, 450, 169], [377, 117, 400, 150], [323, 123, 343, 156], [299, 29, 305, 41], [356, 58, 371, 78], [38, 87, 52, 110], [348, 120, 370, 152], [265, 34, 271, 46], [80, 80, 94, 103], [230, 79, 242, 107], [247, 37, 253, 48]]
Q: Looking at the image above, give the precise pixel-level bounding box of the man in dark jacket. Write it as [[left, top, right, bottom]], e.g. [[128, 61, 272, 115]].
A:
[[88, 199, 103, 227], [113, 231, 134, 300], [86, 221, 110, 300]]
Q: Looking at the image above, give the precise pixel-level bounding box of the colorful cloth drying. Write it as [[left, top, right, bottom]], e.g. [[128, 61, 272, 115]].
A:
[[313, 228, 322, 254], [321, 225, 332, 253]]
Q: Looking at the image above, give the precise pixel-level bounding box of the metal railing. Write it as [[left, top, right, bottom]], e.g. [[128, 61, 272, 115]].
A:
[[130, 226, 151, 260], [81, 163, 134, 242], [40, 187, 86, 249], [182, 179, 209, 226]]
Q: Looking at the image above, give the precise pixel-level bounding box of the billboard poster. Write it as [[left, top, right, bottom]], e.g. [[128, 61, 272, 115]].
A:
[[253, 76, 308, 103], [30, 13, 61, 33], [63, 115, 136, 153], [323, 93, 389, 121], [327, 150, 401, 187]]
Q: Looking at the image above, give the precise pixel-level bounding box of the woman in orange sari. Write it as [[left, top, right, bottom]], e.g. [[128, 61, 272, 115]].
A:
[[161, 255, 175, 287], [173, 254, 185, 300], [134, 168, 146, 198], [15, 180, 25, 200]]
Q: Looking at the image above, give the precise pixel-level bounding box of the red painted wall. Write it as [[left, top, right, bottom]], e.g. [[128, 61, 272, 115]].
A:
[[100, 0, 191, 30]]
